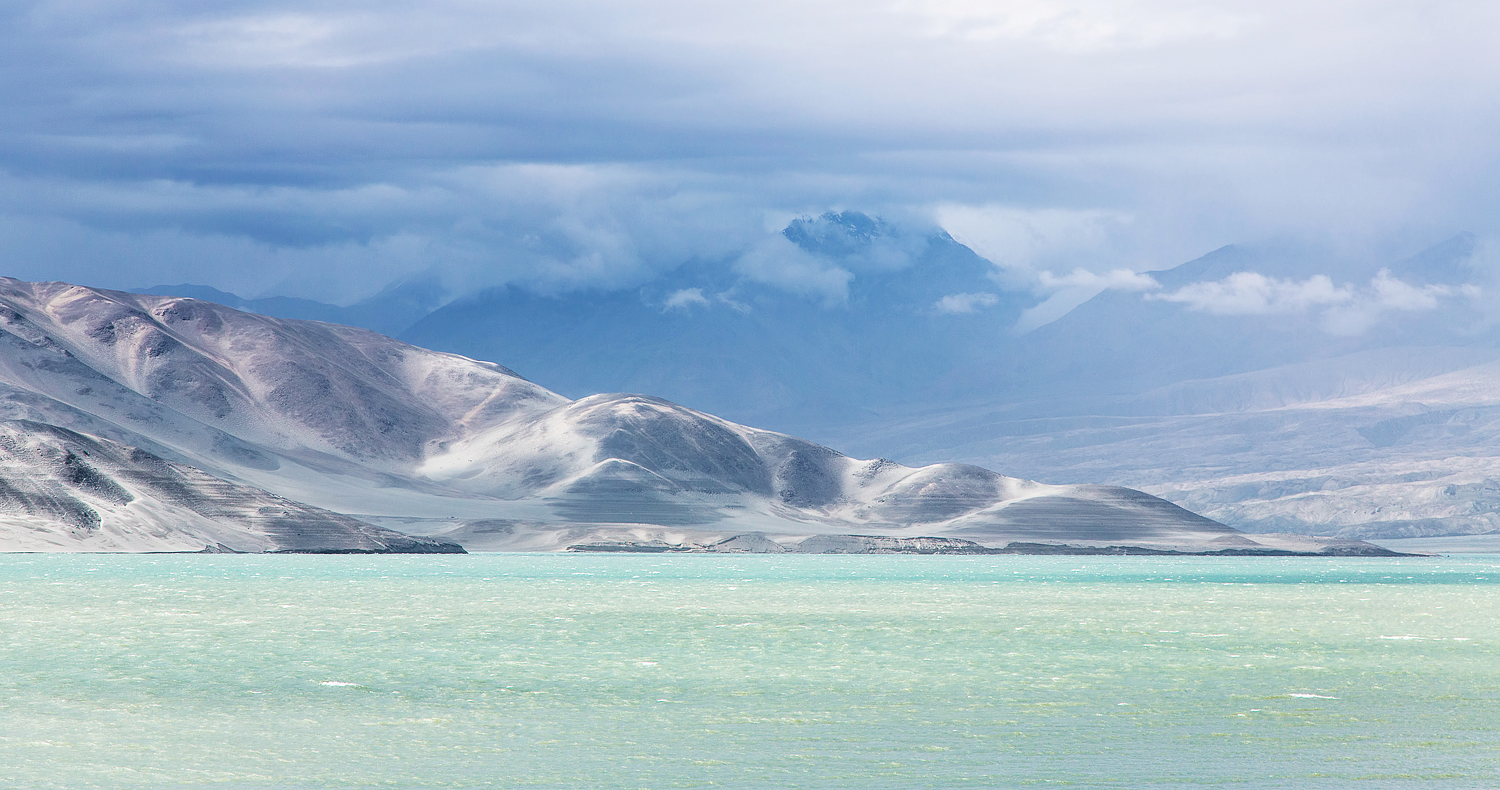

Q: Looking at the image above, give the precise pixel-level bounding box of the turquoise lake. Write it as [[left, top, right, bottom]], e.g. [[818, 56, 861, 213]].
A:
[[1, 554, 1496, 788]]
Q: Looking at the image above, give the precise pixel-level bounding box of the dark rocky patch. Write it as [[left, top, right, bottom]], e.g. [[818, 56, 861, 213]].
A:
[[774, 446, 846, 508], [579, 395, 773, 496], [868, 464, 1006, 523]]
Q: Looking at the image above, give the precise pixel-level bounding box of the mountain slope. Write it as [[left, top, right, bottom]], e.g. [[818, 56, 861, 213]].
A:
[[0, 420, 461, 552]]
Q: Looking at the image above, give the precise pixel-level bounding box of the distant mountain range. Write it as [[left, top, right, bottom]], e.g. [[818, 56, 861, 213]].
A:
[[132, 213, 1500, 540], [0, 276, 1366, 554]]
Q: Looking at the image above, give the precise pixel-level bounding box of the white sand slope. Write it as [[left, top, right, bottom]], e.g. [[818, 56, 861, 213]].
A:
[[0, 420, 459, 552]]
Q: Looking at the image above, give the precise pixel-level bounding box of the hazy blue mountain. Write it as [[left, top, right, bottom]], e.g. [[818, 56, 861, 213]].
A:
[[133, 274, 445, 338], [812, 234, 1500, 539], [975, 233, 1496, 414], [401, 212, 1034, 432]]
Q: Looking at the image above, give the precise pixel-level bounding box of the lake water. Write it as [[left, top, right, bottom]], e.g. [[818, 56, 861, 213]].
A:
[[1, 554, 1497, 789]]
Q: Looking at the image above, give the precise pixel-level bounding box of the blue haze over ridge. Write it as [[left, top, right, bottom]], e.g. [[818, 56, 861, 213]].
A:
[[402, 212, 1032, 428], [136, 276, 447, 340]]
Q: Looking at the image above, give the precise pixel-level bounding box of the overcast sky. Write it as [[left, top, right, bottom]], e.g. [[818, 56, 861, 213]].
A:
[[2, 0, 1498, 302]]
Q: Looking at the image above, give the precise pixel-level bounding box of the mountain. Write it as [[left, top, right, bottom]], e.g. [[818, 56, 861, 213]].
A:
[[957, 234, 1492, 410], [120, 219, 1500, 541], [0, 276, 1336, 554], [400, 211, 1032, 430], [386, 215, 1500, 539], [813, 234, 1500, 539]]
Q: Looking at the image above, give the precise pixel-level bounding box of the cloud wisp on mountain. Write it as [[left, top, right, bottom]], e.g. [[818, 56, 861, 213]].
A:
[[1152, 268, 1477, 335]]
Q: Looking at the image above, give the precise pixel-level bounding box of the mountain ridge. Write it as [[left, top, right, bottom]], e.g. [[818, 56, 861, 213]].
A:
[[0, 276, 1324, 553]]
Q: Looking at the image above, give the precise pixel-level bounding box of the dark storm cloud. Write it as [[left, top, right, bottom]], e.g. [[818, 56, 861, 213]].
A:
[[2, 0, 1499, 303]]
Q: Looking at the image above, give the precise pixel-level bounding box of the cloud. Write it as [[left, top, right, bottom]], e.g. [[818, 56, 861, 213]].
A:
[[934, 205, 1136, 284], [663, 287, 710, 310], [934, 292, 1000, 314], [1153, 272, 1353, 315], [901, 0, 1248, 51], [1321, 269, 1468, 335], [783, 211, 933, 273], [732, 234, 853, 305], [1037, 268, 1159, 291], [3, 0, 1500, 302], [1012, 267, 1158, 332], [1368, 268, 1452, 310], [0, 163, 764, 302], [932, 204, 1157, 332], [1150, 268, 1471, 334]]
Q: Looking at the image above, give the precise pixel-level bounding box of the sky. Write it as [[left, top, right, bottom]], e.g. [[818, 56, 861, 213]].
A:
[[2, 0, 1498, 305]]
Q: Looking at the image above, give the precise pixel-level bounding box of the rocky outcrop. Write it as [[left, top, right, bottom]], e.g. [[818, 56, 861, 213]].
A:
[[792, 535, 995, 554]]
